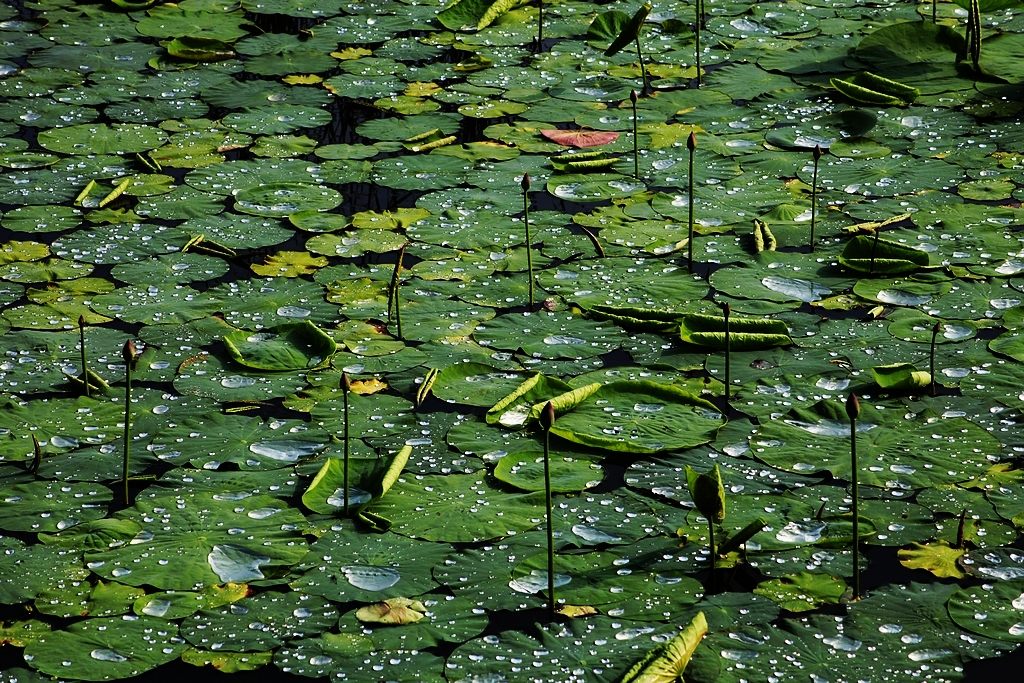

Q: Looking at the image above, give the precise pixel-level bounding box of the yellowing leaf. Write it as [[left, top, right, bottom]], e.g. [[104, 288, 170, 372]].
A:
[[898, 541, 966, 579], [405, 81, 441, 97], [351, 378, 387, 395], [0, 240, 49, 264], [283, 74, 323, 85], [251, 251, 328, 277], [181, 648, 272, 673], [557, 604, 598, 618], [355, 597, 426, 625], [331, 47, 372, 60]]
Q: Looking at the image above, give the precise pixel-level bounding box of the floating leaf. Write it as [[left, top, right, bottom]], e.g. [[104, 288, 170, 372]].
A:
[[223, 321, 336, 371], [540, 129, 621, 148]]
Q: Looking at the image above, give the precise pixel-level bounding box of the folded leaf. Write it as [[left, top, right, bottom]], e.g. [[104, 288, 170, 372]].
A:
[[871, 363, 931, 392], [679, 313, 792, 350], [619, 611, 707, 683], [839, 235, 930, 275], [486, 373, 572, 426]]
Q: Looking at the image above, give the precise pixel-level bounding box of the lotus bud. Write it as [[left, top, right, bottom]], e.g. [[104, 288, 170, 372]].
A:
[[521, 173, 530, 192], [630, 89, 638, 104], [846, 392, 860, 420], [813, 144, 822, 162], [540, 401, 556, 431], [341, 372, 352, 393], [122, 340, 138, 370], [687, 130, 697, 151]]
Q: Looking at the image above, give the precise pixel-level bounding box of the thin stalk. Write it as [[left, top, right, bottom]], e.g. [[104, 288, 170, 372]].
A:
[[722, 302, 731, 403], [810, 145, 821, 252], [687, 131, 697, 274], [79, 315, 89, 398], [707, 518, 716, 589], [523, 174, 534, 308], [630, 89, 639, 179], [847, 392, 861, 600], [700, 0, 707, 30], [932, 0, 937, 23], [634, 37, 649, 95], [121, 340, 137, 508], [930, 321, 940, 397], [955, 509, 967, 549], [537, 0, 543, 50], [389, 244, 406, 339], [868, 227, 881, 276], [30, 434, 41, 475], [540, 402, 556, 618], [341, 372, 351, 516], [969, 0, 981, 72], [695, 11, 702, 86]]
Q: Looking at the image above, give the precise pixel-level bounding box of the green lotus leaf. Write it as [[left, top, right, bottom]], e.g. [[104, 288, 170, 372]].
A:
[[288, 528, 450, 602], [133, 583, 248, 621], [619, 611, 707, 683], [486, 372, 573, 426], [871, 362, 931, 392], [136, 5, 251, 41], [839, 235, 931, 274], [544, 380, 724, 454], [223, 321, 336, 371], [234, 182, 341, 217], [164, 36, 234, 61], [0, 480, 111, 533], [431, 362, 526, 407], [365, 472, 543, 543], [749, 399, 999, 487], [85, 492, 309, 590], [0, 537, 89, 604], [493, 451, 601, 493], [948, 580, 1024, 642], [23, 616, 187, 681], [37, 123, 167, 155], [180, 591, 338, 653], [679, 312, 792, 350], [753, 573, 846, 613], [300, 445, 411, 528]]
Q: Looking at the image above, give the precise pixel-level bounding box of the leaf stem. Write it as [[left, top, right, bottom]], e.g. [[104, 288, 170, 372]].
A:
[[630, 89, 639, 179], [79, 315, 89, 398], [634, 36, 649, 95], [930, 321, 940, 397], [847, 392, 861, 600], [810, 145, 821, 252], [121, 341, 137, 508], [541, 401, 556, 618], [342, 372, 351, 516], [722, 302, 731, 403], [522, 174, 534, 308], [687, 131, 696, 274]]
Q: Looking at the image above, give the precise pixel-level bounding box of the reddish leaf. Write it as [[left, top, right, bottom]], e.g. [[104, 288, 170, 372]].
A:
[[540, 129, 620, 148]]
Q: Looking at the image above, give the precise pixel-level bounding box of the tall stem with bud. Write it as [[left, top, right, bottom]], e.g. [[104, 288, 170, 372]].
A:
[[687, 131, 697, 274], [810, 144, 822, 251]]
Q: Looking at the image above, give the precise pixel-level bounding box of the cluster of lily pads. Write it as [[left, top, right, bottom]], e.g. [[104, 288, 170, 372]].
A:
[[1, 0, 1024, 681]]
